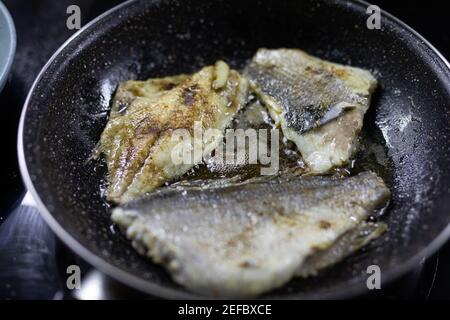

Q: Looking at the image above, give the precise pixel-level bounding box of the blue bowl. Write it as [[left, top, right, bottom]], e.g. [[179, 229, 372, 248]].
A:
[[0, 1, 16, 93]]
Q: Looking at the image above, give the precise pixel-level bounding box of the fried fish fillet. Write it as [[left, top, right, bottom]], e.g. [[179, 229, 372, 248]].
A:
[[97, 61, 249, 203], [245, 49, 377, 173], [112, 171, 390, 297]]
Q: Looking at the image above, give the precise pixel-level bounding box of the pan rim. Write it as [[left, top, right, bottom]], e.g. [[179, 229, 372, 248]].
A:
[[17, 0, 450, 299]]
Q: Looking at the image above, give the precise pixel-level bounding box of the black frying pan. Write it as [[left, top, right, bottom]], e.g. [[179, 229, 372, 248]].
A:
[[17, 0, 450, 299]]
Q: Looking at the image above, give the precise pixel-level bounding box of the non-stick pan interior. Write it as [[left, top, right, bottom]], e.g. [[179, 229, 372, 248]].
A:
[[21, 0, 450, 298]]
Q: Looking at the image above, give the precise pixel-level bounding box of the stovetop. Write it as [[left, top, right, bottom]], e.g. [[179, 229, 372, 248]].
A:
[[0, 0, 448, 300]]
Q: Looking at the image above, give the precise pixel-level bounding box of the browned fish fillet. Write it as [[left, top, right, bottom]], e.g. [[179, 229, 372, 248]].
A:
[[97, 61, 249, 203], [112, 171, 390, 297], [245, 48, 377, 173]]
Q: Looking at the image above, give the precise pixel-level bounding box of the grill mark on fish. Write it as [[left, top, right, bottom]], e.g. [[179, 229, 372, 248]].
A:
[[318, 220, 332, 230], [182, 84, 199, 107], [161, 82, 177, 91]]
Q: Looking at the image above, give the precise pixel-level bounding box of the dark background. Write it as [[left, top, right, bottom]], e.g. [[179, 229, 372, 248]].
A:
[[0, 0, 448, 299]]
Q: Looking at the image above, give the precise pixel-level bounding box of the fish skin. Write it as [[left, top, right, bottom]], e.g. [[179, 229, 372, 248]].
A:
[[112, 171, 390, 298], [97, 62, 249, 203], [296, 221, 387, 277], [245, 48, 377, 173]]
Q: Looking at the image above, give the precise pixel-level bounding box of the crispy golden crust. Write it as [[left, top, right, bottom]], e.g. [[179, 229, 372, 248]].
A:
[[98, 62, 249, 203]]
